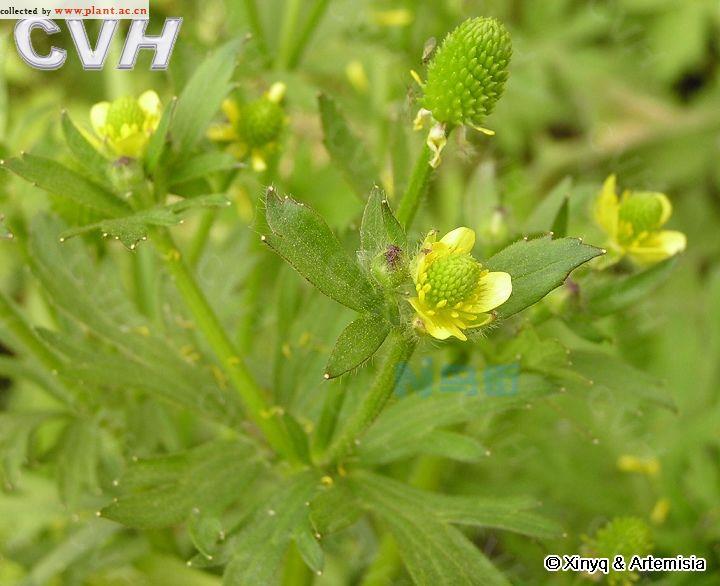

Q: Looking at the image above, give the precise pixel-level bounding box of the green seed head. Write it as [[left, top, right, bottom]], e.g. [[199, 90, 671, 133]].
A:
[[238, 98, 285, 148], [426, 254, 481, 306], [618, 193, 665, 234], [421, 17, 511, 128], [105, 96, 146, 136], [591, 517, 653, 559]]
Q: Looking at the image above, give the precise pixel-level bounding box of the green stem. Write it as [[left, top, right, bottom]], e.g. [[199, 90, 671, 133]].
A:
[[321, 329, 416, 465], [395, 144, 434, 229], [132, 246, 158, 321], [276, 0, 303, 69], [242, 0, 270, 62], [187, 209, 217, 268], [286, 0, 331, 70], [151, 227, 297, 461]]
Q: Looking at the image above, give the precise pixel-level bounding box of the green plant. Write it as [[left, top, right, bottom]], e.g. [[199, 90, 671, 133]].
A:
[[0, 4, 711, 585]]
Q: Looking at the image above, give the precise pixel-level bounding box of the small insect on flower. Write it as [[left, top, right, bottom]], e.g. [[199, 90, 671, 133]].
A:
[[90, 90, 162, 159], [595, 175, 686, 266], [207, 82, 287, 172], [413, 17, 512, 168], [409, 227, 511, 341]]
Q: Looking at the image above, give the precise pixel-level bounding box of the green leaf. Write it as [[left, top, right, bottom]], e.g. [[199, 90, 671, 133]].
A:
[[354, 472, 510, 586], [60, 111, 108, 183], [170, 39, 243, 160], [486, 235, 604, 318], [585, 257, 677, 316], [292, 519, 324, 576], [523, 176, 572, 234], [2, 154, 128, 218], [414, 429, 488, 463], [169, 151, 240, 186], [57, 418, 99, 505], [102, 440, 262, 529], [360, 185, 388, 255], [382, 199, 406, 249], [551, 197, 569, 238], [59, 194, 230, 248], [145, 96, 177, 173], [360, 373, 559, 464], [568, 350, 675, 411], [309, 482, 362, 536], [22, 520, 118, 586], [224, 472, 319, 585], [318, 93, 379, 200], [189, 512, 225, 558], [325, 314, 390, 379], [356, 472, 562, 540], [262, 187, 381, 313]]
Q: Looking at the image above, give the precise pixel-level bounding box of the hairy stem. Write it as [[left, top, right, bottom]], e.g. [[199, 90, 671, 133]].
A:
[[395, 144, 434, 229], [286, 0, 331, 70], [152, 227, 297, 461], [321, 329, 416, 465]]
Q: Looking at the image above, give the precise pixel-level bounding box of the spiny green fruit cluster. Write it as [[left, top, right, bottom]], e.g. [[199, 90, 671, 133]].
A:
[[425, 254, 482, 306], [619, 192, 667, 234], [422, 17, 512, 128], [238, 98, 285, 148], [105, 96, 146, 135]]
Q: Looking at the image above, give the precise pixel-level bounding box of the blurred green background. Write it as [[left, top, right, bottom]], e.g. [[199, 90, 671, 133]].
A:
[[1, 0, 719, 584]]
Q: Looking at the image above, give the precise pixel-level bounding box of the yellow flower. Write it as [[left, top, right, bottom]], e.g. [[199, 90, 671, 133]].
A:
[[207, 82, 286, 172], [90, 90, 161, 159], [617, 454, 660, 477], [409, 227, 512, 341], [595, 175, 686, 265]]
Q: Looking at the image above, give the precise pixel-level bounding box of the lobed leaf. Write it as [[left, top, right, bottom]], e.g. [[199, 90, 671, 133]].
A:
[[2, 154, 128, 218], [353, 472, 510, 586], [102, 440, 262, 529]]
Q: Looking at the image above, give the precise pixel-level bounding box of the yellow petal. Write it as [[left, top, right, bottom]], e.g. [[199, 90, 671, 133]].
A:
[[221, 99, 241, 124], [409, 297, 465, 341], [655, 192, 672, 227], [346, 61, 369, 93], [628, 230, 686, 265], [251, 149, 267, 172], [594, 174, 619, 238], [137, 90, 161, 117], [474, 271, 512, 313], [427, 123, 447, 168], [110, 132, 147, 158], [464, 313, 495, 329], [267, 82, 286, 104], [440, 227, 475, 254], [207, 123, 238, 142], [90, 102, 110, 136]]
